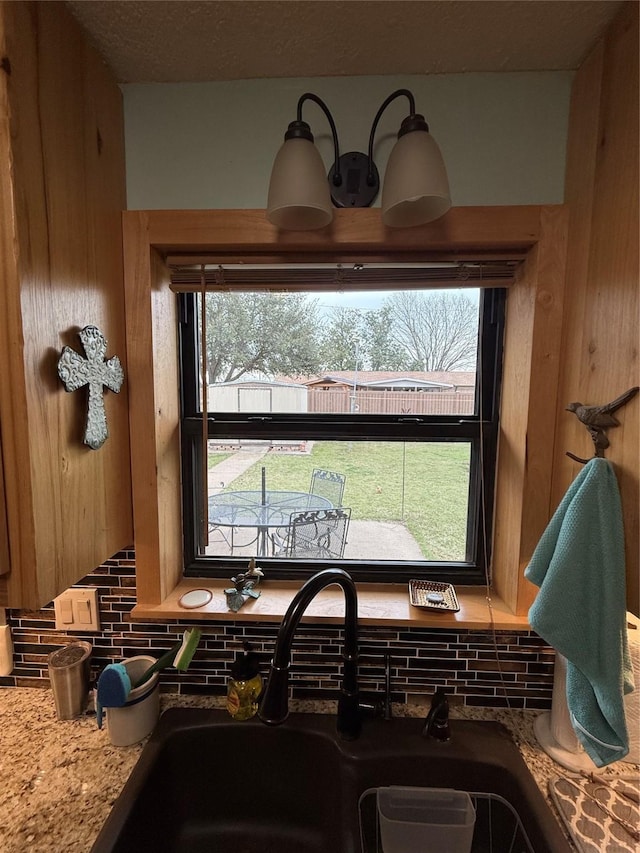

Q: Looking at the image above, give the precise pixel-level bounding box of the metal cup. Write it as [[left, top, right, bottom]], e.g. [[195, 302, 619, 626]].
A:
[[48, 641, 92, 720]]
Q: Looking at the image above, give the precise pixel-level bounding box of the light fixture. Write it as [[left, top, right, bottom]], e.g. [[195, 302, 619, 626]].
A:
[[266, 89, 451, 231]]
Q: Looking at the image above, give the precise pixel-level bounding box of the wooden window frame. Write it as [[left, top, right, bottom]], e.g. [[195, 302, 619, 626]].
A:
[[122, 206, 568, 620]]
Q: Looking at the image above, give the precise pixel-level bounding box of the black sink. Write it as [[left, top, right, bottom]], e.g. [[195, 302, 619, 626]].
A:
[[91, 709, 570, 853]]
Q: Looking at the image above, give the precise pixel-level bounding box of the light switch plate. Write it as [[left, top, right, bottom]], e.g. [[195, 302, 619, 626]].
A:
[[53, 588, 100, 631]]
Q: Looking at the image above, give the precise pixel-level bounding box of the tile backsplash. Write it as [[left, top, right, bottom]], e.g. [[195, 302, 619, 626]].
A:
[[2, 550, 554, 709]]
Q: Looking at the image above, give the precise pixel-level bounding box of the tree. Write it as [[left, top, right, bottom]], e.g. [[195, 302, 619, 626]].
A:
[[363, 305, 406, 370], [317, 308, 366, 370], [204, 292, 322, 382], [386, 291, 479, 371], [318, 305, 407, 371]]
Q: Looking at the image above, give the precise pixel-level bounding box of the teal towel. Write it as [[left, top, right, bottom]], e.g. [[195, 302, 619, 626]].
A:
[[525, 458, 634, 767]]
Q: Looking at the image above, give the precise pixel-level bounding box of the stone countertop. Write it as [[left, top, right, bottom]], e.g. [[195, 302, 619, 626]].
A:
[[0, 688, 631, 852]]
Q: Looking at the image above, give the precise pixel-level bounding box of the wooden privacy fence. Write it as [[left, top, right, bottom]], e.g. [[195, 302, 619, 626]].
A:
[[307, 389, 475, 415]]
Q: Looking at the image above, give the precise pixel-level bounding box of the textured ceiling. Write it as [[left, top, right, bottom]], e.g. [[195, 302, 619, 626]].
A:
[[65, 0, 623, 84]]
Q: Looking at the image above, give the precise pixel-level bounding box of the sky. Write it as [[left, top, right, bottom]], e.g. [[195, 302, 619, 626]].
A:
[[313, 287, 480, 314], [315, 290, 395, 312]]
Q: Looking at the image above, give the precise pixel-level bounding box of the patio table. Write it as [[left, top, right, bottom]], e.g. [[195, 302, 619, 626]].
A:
[[208, 489, 332, 556]]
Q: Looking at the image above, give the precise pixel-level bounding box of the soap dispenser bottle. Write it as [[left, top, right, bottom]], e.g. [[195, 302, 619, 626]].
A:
[[227, 643, 262, 720]]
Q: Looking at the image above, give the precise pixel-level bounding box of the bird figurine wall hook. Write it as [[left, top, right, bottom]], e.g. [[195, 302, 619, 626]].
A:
[[565, 386, 639, 464]]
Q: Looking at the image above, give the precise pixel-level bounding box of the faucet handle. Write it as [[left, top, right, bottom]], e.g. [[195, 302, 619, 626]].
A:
[[358, 653, 393, 720]]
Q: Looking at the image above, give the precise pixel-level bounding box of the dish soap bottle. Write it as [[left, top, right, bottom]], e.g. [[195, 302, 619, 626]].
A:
[[227, 642, 262, 720]]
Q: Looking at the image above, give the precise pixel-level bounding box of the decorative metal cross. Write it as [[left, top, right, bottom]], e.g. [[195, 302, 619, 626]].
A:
[[58, 325, 124, 450]]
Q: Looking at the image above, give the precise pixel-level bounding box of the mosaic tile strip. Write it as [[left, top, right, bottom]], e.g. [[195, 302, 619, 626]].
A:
[[2, 550, 554, 709]]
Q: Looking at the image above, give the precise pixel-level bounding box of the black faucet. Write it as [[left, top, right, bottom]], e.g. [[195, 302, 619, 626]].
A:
[[258, 568, 361, 740], [422, 686, 450, 741]]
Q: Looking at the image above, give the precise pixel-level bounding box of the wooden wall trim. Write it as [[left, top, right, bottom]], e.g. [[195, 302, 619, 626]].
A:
[[143, 206, 543, 255], [150, 248, 183, 603], [492, 207, 569, 614], [123, 213, 183, 606], [519, 208, 569, 563]]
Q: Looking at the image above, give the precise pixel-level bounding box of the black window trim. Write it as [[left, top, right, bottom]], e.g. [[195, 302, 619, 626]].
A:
[[179, 286, 505, 585]]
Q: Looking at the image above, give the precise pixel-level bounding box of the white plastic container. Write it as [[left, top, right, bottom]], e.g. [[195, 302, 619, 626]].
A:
[[377, 786, 476, 853], [106, 655, 160, 747]]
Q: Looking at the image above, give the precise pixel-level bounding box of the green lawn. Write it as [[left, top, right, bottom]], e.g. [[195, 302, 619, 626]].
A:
[[208, 452, 232, 469], [222, 441, 469, 561]]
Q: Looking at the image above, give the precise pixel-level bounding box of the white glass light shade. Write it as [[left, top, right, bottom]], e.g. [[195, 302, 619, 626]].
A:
[[266, 138, 333, 231], [381, 131, 451, 228]]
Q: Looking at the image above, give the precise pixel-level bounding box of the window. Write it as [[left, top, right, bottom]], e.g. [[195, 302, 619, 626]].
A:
[[176, 265, 507, 584]]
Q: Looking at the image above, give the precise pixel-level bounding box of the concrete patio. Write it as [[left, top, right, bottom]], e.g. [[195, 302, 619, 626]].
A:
[[205, 518, 424, 561], [205, 447, 425, 561]]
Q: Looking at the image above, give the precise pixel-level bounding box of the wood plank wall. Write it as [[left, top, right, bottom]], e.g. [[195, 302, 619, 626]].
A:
[[0, 2, 133, 607], [556, 1, 639, 613]]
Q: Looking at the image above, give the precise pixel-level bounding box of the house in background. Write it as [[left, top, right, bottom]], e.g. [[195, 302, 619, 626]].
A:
[[303, 371, 476, 414]]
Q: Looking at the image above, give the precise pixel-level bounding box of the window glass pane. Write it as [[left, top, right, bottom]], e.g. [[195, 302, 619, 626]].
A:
[[200, 288, 480, 417], [205, 440, 470, 563]]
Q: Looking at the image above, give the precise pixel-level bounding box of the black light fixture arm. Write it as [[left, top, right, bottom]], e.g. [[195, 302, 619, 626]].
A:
[[290, 93, 342, 188], [267, 87, 451, 228], [366, 89, 429, 186]]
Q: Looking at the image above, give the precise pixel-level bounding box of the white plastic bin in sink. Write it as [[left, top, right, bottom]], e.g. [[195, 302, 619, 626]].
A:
[[376, 786, 476, 853]]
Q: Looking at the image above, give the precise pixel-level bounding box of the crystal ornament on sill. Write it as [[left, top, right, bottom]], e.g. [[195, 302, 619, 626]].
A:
[[58, 325, 124, 450]]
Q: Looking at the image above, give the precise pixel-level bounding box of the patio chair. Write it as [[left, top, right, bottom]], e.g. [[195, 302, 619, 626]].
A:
[[270, 470, 346, 555], [285, 507, 351, 559], [309, 468, 346, 507]]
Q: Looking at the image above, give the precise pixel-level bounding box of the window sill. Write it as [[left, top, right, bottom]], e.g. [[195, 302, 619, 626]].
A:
[[131, 579, 531, 630]]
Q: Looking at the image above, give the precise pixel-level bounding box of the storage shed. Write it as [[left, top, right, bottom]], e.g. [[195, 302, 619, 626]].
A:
[[207, 379, 308, 413]]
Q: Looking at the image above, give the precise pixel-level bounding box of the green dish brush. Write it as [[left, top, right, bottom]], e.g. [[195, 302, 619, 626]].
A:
[[132, 628, 202, 690]]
